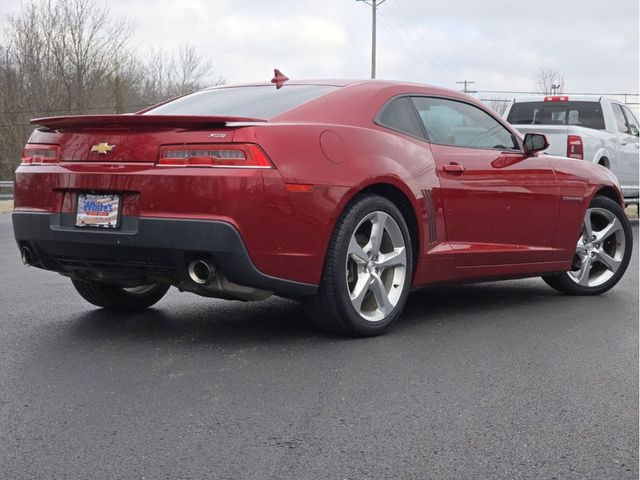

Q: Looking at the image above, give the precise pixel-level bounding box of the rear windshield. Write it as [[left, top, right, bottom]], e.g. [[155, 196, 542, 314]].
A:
[[507, 101, 606, 130], [144, 85, 339, 118]]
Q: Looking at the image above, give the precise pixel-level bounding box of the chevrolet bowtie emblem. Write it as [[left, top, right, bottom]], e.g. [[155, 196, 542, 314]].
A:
[[91, 143, 115, 154]]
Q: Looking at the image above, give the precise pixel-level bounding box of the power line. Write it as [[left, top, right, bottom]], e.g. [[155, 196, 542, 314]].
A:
[[392, 0, 457, 77], [383, 8, 450, 84], [378, 15, 445, 82], [456, 80, 476, 94], [476, 89, 639, 96]]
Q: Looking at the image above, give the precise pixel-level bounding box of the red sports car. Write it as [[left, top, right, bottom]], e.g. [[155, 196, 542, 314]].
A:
[[12, 76, 633, 336]]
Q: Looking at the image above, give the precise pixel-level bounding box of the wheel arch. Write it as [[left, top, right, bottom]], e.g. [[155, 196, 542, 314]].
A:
[[592, 147, 613, 167], [338, 181, 423, 267], [597, 156, 610, 168], [593, 185, 624, 206]]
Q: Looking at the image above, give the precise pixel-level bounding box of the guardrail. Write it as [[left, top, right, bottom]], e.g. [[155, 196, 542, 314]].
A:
[[0, 181, 14, 200]]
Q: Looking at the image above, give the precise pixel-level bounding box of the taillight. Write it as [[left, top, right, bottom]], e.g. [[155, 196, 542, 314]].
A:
[[21, 144, 60, 165], [157, 144, 273, 168], [544, 96, 569, 102], [567, 135, 584, 159]]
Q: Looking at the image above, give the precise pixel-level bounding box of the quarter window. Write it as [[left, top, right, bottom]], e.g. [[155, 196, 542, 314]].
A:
[[612, 104, 630, 133], [412, 97, 518, 150], [622, 105, 639, 134], [376, 97, 425, 139]]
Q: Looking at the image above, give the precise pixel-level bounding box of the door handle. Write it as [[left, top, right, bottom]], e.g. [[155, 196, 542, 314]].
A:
[[443, 163, 465, 173]]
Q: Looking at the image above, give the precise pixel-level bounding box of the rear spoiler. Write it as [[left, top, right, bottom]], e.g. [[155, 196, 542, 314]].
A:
[[30, 114, 267, 130]]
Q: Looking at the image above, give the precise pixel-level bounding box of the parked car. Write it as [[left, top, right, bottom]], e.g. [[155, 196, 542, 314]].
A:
[[504, 95, 639, 201], [12, 77, 633, 336]]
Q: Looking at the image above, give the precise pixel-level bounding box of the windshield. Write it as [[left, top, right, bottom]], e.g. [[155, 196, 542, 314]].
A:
[[507, 101, 606, 130], [144, 85, 340, 119]]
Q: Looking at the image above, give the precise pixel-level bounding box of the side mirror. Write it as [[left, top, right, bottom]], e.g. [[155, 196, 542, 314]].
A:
[[523, 133, 549, 156], [629, 124, 639, 137]]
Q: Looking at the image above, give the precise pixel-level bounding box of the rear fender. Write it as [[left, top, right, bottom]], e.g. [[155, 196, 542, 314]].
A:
[[592, 147, 614, 168]]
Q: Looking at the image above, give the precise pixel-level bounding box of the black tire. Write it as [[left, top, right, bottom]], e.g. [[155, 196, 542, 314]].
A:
[[302, 194, 413, 337], [542, 195, 632, 295], [71, 279, 170, 310]]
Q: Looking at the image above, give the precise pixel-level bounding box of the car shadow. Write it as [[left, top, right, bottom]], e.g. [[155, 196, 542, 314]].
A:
[[64, 279, 565, 346], [66, 295, 322, 345], [409, 279, 558, 311]]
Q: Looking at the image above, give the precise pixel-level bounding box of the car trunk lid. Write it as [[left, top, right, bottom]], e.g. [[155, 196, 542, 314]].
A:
[[30, 114, 266, 163]]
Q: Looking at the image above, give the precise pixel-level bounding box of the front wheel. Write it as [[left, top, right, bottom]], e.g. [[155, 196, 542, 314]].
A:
[[71, 279, 170, 310], [302, 194, 413, 336], [542, 195, 633, 295]]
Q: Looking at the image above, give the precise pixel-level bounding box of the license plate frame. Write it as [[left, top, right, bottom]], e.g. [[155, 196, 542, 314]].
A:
[[75, 193, 121, 229]]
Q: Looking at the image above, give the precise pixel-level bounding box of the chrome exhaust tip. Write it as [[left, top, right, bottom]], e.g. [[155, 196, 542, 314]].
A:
[[21, 246, 32, 267], [188, 260, 215, 284]]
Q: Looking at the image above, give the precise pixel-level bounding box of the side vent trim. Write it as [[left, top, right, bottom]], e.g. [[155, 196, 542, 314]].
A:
[[421, 189, 437, 244]]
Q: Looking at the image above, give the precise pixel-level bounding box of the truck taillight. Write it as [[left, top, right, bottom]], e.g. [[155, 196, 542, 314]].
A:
[[21, 144, 60, 165], [157, 144, 273, 168], [544, 96, 569, 102], [567, 135, 584, 159]]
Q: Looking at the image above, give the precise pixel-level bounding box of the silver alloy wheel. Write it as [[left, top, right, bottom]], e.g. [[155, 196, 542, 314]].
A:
[[122, 285, 158, 295], [346, 211, 407, 322], [569, 207, 626, 287]]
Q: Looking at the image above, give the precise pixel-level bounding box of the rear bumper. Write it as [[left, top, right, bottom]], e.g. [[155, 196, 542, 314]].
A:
[[12, 211, 318, 297]]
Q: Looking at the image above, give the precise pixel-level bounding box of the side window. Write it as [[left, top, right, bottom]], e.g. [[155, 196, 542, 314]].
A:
[[622, 106, 639, 135], [412, 97, 518, 150], [376, 97, 425, 139], [612, 104, 630, 133]]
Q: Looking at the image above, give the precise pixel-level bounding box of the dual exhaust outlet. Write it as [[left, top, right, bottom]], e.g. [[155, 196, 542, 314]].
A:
[[21, 246, 32, 267]]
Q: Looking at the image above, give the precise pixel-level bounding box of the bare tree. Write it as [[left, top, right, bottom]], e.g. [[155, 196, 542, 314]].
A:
[[0, 42, 31, 180], [0, 0, 224, 180], [52, 0, 134, 112], [483, 97, 512, 116], [139, 45, 223, 105], [4, 0, 133, 114], [533, 68, 566, 95]]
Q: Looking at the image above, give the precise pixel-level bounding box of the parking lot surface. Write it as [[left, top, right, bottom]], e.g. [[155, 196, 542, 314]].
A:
[[0, 213, 637, 479]]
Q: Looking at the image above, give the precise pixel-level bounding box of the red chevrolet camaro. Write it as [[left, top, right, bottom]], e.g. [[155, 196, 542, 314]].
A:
[[12, 76, 633, 336]]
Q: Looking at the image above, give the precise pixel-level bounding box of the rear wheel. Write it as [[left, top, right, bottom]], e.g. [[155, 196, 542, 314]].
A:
[[542, 195, 632, 295], [71, 279, 170, 310], [303, 194, 413, 336]]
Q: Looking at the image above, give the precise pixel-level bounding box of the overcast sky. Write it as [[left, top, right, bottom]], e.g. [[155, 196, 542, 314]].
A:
[[2, 0, 639, 96]]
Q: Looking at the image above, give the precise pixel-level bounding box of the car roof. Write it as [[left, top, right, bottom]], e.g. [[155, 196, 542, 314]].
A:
[[251, 79, 491, 125], [193, 79, 496, 127], [205, 78, 464, 94], [205, 79, 359, 89]]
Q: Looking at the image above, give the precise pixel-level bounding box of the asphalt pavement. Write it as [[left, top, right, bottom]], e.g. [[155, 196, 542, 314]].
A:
[[0, 213, 637, 480]]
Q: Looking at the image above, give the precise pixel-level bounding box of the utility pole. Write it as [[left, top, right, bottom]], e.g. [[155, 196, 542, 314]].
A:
[[456, 80, 476, 94], [357, 0, 387, 79]]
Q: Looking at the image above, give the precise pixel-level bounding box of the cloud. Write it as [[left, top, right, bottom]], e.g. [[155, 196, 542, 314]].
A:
[[1, 0, 637, 95], [213, 14, 350, 81]]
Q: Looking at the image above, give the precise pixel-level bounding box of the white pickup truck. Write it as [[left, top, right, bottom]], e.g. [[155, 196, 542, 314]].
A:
[[504, 95, 639, 202]]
